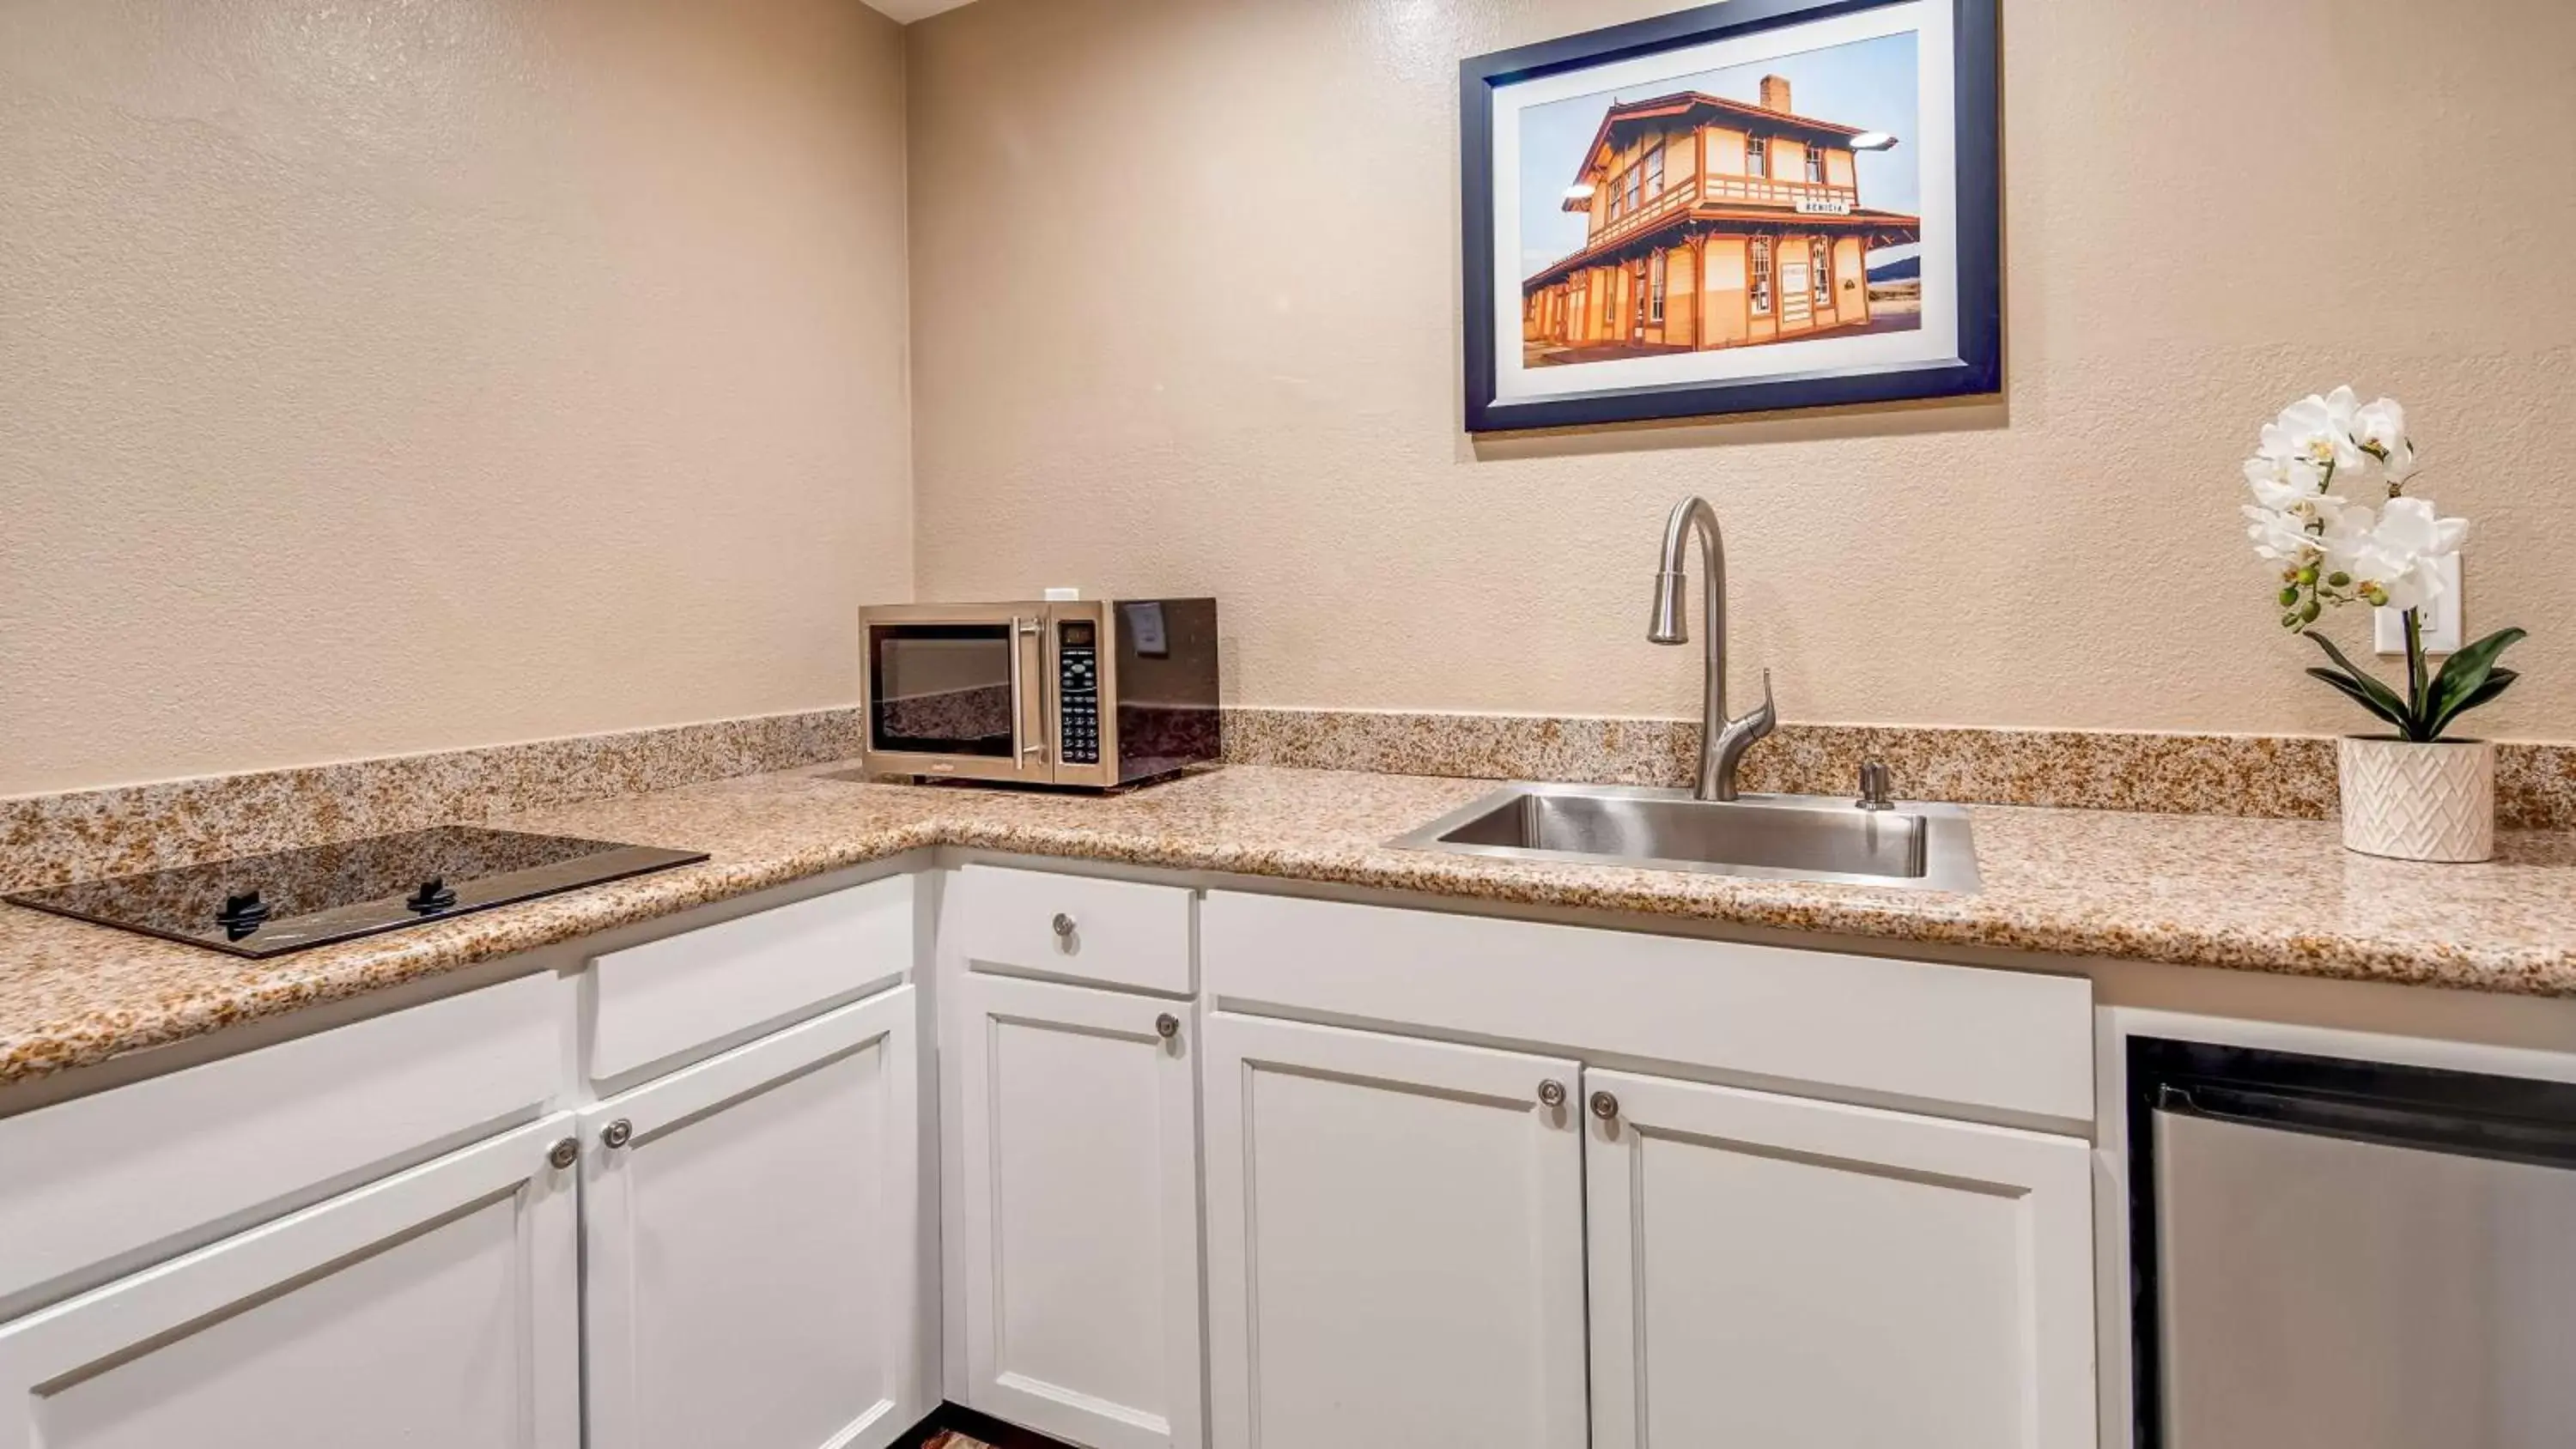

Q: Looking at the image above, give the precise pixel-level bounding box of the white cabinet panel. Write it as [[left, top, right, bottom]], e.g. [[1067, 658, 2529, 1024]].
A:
[[1203, 889, 2094, 1121], [590, 875, 913, 1084], [952, 864, 1194, 995], [1202, 1013, 1585, 1449], [0, 969, 562, 1314], [583, 987, 923, 1449], [1584, 1070, 2095, 1449], [954, 973, 1201, 1449], [0, 1114, 579, 1449]]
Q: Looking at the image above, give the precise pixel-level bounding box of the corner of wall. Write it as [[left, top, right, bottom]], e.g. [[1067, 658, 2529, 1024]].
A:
[[894, 9, 921, 607], [896, 9, 928, 608]]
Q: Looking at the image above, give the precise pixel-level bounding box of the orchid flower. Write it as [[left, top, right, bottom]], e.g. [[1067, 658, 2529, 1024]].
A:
[[2240, 389, 2523, 742]]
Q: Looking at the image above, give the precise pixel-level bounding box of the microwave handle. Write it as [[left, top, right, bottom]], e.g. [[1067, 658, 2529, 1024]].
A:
[[1011, 616, 1045, 764]]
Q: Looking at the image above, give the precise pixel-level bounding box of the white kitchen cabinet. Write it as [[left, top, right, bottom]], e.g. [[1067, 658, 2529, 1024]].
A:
[[3, 857, 2125, 1449], [952, 973, 1202, 1449], [0, 970, 564, 1319], [1583, 1069, 2096, 1449], [0, 1114, 580, 1449], [1200, 1013, 1588, 1449], [581, 985, 925, 1449]]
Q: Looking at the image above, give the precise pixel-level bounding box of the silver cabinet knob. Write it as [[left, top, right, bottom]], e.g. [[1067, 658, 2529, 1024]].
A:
[[546, 1137, 580, 1170], [1155, 1013, 1181, 1040], [1538, 1080, 1567, 1108], [1589, 1090, 1620, 1122], [601, 1118, 635, 1150], [1051, 912, 1076, 939]]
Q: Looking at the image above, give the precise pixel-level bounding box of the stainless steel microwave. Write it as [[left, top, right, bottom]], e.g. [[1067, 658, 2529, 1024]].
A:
[[859, 599, 1220, 789]]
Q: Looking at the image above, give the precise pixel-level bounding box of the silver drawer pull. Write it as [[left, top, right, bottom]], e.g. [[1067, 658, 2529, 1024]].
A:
[[1156, 1013, 1181, 1040], [601, 1118, 635, 1150], [1589, 1090, 1620, 1122], [1051, 912, 1076, 939], [1538, 1080, 1566, 1108]]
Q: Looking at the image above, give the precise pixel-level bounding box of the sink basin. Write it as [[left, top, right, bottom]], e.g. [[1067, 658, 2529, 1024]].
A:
[[1389, 783, 1979, 893]]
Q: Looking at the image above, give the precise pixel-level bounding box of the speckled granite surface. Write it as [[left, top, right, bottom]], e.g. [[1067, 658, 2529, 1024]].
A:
[[14, 709, 2573, 903], [8, 762, 2576, 1088], [1227, 708, 2576, 828], [0, 709, 863, 895]]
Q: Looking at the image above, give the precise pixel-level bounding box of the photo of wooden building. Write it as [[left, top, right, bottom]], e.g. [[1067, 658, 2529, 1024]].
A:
[[1522, 75, 1922, 363]]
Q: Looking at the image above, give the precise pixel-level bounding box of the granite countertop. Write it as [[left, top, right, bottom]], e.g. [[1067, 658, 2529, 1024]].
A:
[[7, 762, 2576, 1088]]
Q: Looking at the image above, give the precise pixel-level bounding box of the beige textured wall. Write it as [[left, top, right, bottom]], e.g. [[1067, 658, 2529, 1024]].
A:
[[0, 0, 912, 796], [908, 0, 2576, 738]]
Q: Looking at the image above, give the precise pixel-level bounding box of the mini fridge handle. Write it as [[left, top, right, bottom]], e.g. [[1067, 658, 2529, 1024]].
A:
[[2156, 1079, 2576, 1168]]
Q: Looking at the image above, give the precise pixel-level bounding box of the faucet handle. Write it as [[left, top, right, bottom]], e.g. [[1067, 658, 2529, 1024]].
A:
[[1740, 668, 1777, 736]]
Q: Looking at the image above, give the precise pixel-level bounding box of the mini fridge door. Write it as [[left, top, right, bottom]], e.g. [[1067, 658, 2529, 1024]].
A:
[[2134, 1039, 2576, 1449]]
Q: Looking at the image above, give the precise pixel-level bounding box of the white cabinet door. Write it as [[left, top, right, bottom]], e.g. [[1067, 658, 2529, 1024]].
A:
[[1584, 1070, 2096, 1449], [1201, 1013, 1586, 1449], [0, 1113, 579, 1449], [954, 973, 1202, 1449], [583, 986, 924, 1449]]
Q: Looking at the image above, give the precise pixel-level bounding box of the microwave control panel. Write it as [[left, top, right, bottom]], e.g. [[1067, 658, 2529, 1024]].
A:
[[1057, 620, 1100, 765]]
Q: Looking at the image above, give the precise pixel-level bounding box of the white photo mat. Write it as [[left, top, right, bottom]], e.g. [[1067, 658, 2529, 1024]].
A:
[[1489, 1, 1957, 405]]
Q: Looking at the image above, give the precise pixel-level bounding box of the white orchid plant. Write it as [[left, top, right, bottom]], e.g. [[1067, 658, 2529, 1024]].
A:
[[2242, 387, 2524, 743]]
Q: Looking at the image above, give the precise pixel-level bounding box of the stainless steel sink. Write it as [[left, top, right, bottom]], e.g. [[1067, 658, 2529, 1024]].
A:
[[1389, 782, 1980, 892]]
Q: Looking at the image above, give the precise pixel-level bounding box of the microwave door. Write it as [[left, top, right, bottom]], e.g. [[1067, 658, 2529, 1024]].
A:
[[863, 607, 1045, 783]]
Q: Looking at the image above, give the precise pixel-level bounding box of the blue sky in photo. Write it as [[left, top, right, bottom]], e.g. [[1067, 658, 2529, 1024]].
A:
[[1518, 31, 1921, 279]]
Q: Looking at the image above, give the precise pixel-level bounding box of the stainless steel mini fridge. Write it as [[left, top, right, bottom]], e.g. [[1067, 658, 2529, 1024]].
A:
[[2128, 1038, 2576, 1449]]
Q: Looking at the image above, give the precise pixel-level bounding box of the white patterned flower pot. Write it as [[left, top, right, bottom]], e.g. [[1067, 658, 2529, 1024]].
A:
[[2337, 737, 2494, 864]]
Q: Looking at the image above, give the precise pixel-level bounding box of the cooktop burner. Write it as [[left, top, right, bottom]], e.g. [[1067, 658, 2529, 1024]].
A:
[[5, 826, 709, 958]]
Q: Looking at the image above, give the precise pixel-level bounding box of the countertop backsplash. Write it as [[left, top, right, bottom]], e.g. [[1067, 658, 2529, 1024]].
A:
[[1224, 708, 2576, 828], [7, 706, 2573, 898]]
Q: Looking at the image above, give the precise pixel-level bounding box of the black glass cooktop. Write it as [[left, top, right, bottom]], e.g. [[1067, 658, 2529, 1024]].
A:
[[5, 826, 709, 958]]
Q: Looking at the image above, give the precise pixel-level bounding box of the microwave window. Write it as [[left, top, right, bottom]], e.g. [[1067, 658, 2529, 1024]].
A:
[[869, 624, 1016, 757]]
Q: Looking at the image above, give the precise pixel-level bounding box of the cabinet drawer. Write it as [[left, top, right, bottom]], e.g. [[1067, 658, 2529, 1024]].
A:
[[951, 865, 1194, 995], [589, 876, 914, 1084], [0, 970, 562, 1315], [1202, 892, 2093, 1123]]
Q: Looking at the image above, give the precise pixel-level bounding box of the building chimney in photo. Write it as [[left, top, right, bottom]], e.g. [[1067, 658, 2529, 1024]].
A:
[[1759, 74, 1792, 112]]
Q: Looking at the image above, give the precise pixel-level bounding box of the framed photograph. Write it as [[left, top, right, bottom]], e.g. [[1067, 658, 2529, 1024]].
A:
[[1461, 0, 2000, 432]]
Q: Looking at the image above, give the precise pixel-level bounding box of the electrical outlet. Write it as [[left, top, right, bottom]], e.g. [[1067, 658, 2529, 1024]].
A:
[[2374, 555, 2463, 656]]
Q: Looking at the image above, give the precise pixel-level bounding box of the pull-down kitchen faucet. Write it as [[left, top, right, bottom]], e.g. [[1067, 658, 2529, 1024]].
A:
[[1649, 495, 1775, 801]]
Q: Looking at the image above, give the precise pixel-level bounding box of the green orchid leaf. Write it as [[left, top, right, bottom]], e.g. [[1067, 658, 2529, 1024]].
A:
[[2303, 631, 2415, 734], [2424, 627, 2528, 737], [2305, 668, 2413, 732], [2424, 667, 2521, 742]]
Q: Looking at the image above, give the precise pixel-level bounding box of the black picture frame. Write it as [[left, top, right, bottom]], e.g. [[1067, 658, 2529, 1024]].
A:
[[1460, 0, 2001, 433]]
